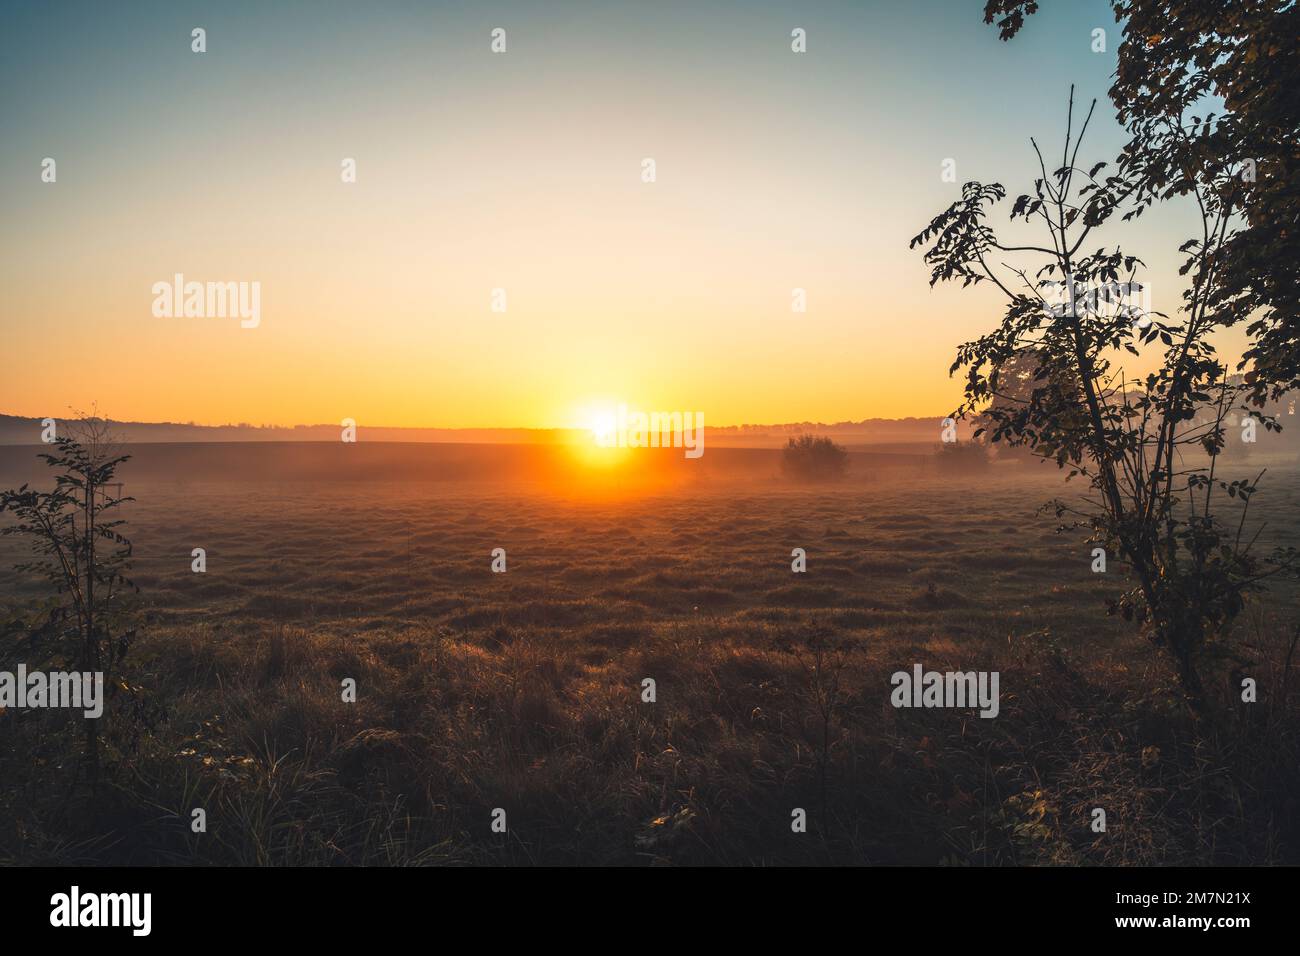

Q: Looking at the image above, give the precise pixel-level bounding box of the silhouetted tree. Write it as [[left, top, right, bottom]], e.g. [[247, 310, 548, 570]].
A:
[[911, 90, 1296, 713], [0, 413, 136, 784]]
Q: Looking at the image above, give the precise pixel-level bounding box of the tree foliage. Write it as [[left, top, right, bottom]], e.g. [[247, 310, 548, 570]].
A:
[[0, 414, 138, 782], [983, 0, 1300, 402], [911, 88, 1296, 712]]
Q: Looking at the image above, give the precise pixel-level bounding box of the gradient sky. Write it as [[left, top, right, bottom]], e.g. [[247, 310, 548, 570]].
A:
[[0, 0, 1227, 429]]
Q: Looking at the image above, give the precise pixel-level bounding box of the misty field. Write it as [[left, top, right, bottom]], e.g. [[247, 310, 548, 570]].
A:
[[2, 459, 1298, 866]]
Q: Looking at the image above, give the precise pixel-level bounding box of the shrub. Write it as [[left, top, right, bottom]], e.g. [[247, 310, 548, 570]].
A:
[[781, 435, 848, 482], [935, 440, 990, 473]]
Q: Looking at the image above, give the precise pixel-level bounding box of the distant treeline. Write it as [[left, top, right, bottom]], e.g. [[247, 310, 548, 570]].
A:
[[0, 414, 950, 448]]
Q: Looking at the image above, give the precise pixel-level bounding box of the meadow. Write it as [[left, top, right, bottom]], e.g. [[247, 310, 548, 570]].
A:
[[1, 444, 1297, 866]]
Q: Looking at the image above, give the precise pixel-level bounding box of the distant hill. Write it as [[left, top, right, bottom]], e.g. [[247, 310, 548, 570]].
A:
[[0, 413, 949, 449], [0, 414, 582, 447]]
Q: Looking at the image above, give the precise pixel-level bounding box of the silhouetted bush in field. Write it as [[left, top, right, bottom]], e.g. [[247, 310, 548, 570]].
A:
[[934, 440, 990, 474], [781, 435, 848, 482]]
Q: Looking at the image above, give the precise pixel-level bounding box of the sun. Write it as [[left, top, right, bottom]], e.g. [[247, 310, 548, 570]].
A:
[[565, 402, 632, 472], [571, 402, 620, 447], [588, 408, 618, 447]]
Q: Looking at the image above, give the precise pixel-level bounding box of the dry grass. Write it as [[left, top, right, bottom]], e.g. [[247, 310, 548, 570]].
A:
[[1, 468, 1297, 865]]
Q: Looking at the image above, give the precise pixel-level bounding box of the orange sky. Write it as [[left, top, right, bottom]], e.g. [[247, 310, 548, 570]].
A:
[[1, 0, 1237, 430]]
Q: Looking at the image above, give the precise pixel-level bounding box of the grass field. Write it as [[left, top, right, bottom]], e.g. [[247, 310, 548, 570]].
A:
[[1, 448, 1298, 866]]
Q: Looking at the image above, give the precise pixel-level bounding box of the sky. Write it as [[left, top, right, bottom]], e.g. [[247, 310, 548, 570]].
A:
[[0, 0, 1224, 430]]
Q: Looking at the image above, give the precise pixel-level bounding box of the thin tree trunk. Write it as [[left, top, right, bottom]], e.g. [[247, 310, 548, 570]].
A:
[[84, 480, 99, 787]]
